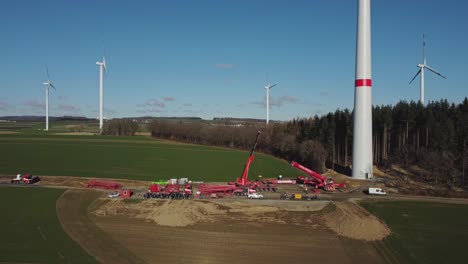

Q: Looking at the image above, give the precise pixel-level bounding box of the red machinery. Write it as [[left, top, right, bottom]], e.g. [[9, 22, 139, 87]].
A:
[[86, 180, 122, 190], [198, 184, 240, 195], [261, 179, 296, 184], [197, 131, 277, 197], [144, 183, 192, 199], [229, 131, 261, 187], [291, 161, 345, 192], [11, 174, 40, 184]]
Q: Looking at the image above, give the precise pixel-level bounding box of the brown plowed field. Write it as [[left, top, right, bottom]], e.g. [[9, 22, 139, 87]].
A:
[[57, 190, 386, 264]]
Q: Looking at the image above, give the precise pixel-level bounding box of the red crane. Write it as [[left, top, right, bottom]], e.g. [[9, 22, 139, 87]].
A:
[[291, 161, 346, 191], [229, 131, 261, 187]]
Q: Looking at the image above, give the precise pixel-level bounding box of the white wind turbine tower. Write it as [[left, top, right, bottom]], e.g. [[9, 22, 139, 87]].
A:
[[265, 82, 277, 125], [352, 0, 373, 180], [409, 33, 447, 105], [43, 66, 56, 131], [96, 54, 107, 132]]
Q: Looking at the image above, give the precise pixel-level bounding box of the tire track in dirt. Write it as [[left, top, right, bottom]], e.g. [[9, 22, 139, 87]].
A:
[[56, 189, 146, 264]]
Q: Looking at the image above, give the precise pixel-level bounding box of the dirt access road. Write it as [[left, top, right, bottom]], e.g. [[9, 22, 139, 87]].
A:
[[58, 189, 386, 264]]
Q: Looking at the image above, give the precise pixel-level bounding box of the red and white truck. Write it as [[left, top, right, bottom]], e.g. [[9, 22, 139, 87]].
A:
[[11, 174, 40, 184]]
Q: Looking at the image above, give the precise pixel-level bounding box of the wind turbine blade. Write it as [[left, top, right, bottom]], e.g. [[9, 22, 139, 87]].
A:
[[270, 84, 277, 89], [423, 33, 426, 65], [425, 65, 447, 79], [50, 83, 56, 90], [409, 69, 421, 84], [103, 56, 108, 75], [46, 65, 50, 80]]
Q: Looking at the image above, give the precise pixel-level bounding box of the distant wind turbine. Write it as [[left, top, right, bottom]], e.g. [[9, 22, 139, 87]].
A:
[[43, 66, 56, 131], [265, 82, 277, 125], [409, 33, 447, 105], [96, 54, 107, 132]]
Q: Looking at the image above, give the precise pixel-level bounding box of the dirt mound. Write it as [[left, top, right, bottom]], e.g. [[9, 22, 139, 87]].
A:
[[323, 201, 390, 241], [142, 200, 226, 226], [92, 199, 228, 227], [91, 198, 329, 228]]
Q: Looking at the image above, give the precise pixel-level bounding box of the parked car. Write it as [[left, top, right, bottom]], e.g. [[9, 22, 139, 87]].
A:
[[108, 192, 120, 198], [248, 193, 264, 199]]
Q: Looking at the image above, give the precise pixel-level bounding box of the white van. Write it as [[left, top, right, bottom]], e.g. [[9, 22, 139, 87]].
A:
[[368, 187, 387, 195]]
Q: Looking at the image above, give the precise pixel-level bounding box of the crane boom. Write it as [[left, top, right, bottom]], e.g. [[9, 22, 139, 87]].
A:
[[291, 161, 346, 191], [237, 131, 261, 186], [291, 161, 327, 182]]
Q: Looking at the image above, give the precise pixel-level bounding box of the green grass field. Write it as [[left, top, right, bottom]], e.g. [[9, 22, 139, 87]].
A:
[[360, 201, 468, 264], [0, 187, 97, 264], [0, 134, 301, 182]]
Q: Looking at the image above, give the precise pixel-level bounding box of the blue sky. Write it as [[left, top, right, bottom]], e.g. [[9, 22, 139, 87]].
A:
[[0, 0, 467, 120]]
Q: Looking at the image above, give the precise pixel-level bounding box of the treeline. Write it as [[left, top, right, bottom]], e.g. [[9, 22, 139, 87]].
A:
[[149, 121, 327, 173], [102, 119, 138, 136], [292, 98, 468, 186], [149, 98, 468, 187]]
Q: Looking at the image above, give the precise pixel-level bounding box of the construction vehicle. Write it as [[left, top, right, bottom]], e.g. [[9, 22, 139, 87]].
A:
[[144, 183, 192, 199], [279, 193, 302, 200], [229, 131, 261, 187], [87, 180, 121, 190], [262, 179, 296, 184], [368, 187, 386, 195], [280, 192, 319, 200], [152, 179, 169, 185], [225, 131, 278, 192], [195, 131, 275, 198], [198, 183, 242, 196], [291, 161, 345, 192], [11, 174, 40, 184]]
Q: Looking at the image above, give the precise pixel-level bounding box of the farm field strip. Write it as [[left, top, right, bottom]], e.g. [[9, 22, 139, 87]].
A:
[[0, 187, 97, 264], [0, 134, 300, 182], [360, 201, 468, 264]]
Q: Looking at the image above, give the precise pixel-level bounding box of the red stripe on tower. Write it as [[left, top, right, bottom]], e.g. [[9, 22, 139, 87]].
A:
[[355, 79, 372, 87]]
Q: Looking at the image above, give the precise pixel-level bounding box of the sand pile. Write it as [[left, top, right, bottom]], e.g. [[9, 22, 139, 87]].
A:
[[323, 201, 390, 241], [92, 198, 330, 228], [92, 199, 227, 227], [140, 200, 226, 227]]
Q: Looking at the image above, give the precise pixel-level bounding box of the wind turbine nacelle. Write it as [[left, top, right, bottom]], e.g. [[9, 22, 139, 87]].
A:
[[417, 64, 424, 68]]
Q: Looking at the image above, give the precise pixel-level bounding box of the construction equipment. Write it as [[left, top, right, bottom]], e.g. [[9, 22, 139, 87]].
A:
[[229, 131, 262, 187], [195, 131, 275, 198], [152, 179, 169, 185], [195, 131, 277, 198], [86, 180, 122, 190], [262, 179, 296, 184], [291, 161, 345, 192], [11, 174, 40, 184], [279, 193, 302, 200], [198, 183, 241, 196], [144, 183, 192, 199], [280, 192, 319, 200]]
